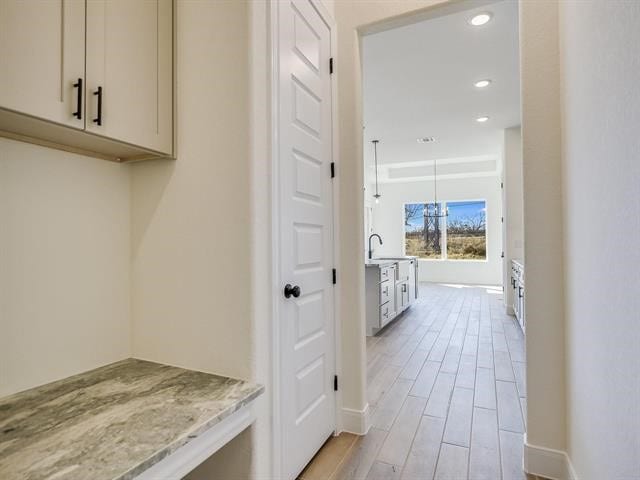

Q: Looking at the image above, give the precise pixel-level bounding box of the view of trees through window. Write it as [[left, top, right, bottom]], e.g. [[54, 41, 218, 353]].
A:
[[404, 200, 487, 260]]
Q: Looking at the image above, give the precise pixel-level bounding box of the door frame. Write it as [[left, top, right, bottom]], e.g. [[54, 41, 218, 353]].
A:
[[269, 1, 341, 478]]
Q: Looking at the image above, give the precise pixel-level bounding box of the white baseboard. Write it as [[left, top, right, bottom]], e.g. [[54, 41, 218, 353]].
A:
[[524, 435, 578, 480], [505, 305, 515, 316], [341, 403, 371, 435]]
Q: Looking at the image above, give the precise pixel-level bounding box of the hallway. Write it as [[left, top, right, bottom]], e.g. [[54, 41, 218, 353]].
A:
[[301, 282, 530, 480]]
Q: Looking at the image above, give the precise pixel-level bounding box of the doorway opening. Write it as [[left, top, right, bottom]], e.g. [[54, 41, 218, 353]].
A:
[[360, 2, 525, 478], [302, 2, 528, 479]]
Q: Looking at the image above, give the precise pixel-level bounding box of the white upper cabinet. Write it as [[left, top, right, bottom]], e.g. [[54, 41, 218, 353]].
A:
[[85, 0, 173, 154], [0, 0, 86, 128], [0, 0, 174, 161]]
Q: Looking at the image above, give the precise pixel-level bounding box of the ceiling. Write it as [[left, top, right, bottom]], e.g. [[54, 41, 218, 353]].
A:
[[362, 0, 520, 182]]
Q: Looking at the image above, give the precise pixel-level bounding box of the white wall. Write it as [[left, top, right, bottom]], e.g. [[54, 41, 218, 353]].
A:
[[130, 2, 253, 477], [372, 176, 503, 285], [560, 1, 640, 478], [520, 0, 567, 460], [130, 0, 251, 382], [0, 139, 130, 397], [502, 126, 523, 311]]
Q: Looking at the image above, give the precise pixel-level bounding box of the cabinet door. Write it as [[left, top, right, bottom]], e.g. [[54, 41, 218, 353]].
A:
[[396, 283, 405, 313], [408, 260, 416, 301], [85, 0, 173, 154], [0, 0, 85, 128]]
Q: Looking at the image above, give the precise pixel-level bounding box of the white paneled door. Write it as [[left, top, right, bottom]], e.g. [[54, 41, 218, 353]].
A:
[[277, 1, 335, 478]]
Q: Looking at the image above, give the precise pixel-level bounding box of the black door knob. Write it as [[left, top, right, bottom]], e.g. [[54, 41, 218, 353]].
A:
[[284, 284, 301, 299]]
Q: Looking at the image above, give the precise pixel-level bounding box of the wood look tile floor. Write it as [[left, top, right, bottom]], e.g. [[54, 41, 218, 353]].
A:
[[300, 283, 541, 480]]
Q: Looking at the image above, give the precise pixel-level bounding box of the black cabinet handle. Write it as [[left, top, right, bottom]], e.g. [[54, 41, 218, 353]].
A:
[[93, 86, 103, 126], [518, 286, 524, 298], [73, 78, 83, 120], [284, 284, 301, 299]]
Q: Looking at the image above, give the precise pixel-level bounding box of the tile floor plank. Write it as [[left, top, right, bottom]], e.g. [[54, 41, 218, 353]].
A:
[[507, 338, 525, 363], [469, 407, 501, 480], [474, 367, 497, 410], [492, 331, 509, 352], [399, 348, 430, 381], [365, 461, 401, 480], [496, 380, 525, 433], [371, 378, 414, 431], [440, 345, 463, 374], [442, 387, 474, 447], [512, 361, 527, 397], [427, 337, 451, 362], [434, 443, 469, 480], [409, 361, 440, 398], [390, 338, 421, 368], [462, 334, 479, 357], [494, 350, 516, 382], [477, 340, 494, 369], [424, 372, 456, 418], [455, 354, 477, 390], [377, 395, 428, 467], [400, 415, 446, 480], [500, 430, 526, 480], [368, 365, 403, 408]]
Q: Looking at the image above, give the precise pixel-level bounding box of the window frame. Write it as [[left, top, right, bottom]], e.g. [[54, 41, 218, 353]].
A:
[[402, 199, 489, 263]]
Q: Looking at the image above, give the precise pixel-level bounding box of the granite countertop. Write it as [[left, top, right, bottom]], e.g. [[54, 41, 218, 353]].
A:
[[0, 359, 264, 480], [365, 259, 397, 267], [365, 256, 418, 268]]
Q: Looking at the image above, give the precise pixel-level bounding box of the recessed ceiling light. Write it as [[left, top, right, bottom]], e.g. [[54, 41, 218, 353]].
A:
[[469, 12, 492, 26], [474, 79, 492, 88], [476, 116, 490, 123], [417, 137, 435, 143]]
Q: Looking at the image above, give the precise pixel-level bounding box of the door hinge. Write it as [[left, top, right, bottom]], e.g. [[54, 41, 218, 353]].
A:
[[330, 162, 335, 178], [332, 268, 337, 285], [334, 375, 338, 391], [329, 57, 334, 74]]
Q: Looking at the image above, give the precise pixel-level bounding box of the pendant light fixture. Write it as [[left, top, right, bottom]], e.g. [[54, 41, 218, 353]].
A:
[[425, 157, 449, 218], [372, 139, 381, 204]]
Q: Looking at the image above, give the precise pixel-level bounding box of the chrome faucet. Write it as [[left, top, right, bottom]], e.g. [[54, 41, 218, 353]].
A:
[[368, 234, 383, 260]]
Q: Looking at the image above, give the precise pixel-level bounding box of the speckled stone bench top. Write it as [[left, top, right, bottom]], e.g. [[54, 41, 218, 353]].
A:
[[0, 358, 264, 480]]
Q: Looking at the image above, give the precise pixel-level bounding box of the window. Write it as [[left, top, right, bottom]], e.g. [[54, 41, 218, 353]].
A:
[[404, 200, 487, 260], [405, 203, 443, 259], [446, 201, 487, 260]]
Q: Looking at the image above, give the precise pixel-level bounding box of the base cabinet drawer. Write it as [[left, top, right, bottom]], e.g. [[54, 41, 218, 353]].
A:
[[380, 303, 393, 327], [380, 280, 392, 305], [380, 265, 395, 282]]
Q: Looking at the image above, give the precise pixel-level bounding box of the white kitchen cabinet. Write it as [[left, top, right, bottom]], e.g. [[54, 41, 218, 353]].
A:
[[0, 0, 85, 128], [511, 260, 525, 332], [365, 258, 418, 336], [85, 0, 173, 154], [408, 258, 418, 300], [0, 0, 174, 162], [366, 263, 396, 336]]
